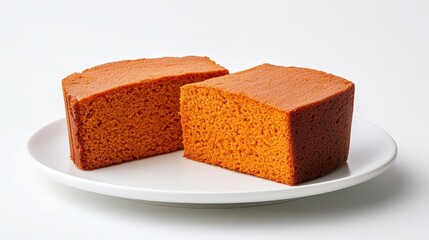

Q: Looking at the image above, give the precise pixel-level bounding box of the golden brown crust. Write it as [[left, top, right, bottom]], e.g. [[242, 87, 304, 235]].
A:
[[288, 84, 354, 184], [62, 56, 228, 170], [180, 64, 354, 185], [190, 64, 353, 112], [63, 56, 228, 101]]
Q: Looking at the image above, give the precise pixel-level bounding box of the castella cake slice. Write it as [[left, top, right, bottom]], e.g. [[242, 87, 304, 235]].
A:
[[180, 64, 354, 185], [62, 56, 229, 170]]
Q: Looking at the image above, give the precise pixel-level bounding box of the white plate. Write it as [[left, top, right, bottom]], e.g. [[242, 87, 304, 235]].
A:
[[27, 117, 396, 208]]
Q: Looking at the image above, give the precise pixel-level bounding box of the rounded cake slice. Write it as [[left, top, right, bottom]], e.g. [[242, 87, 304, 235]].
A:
[[180, 64, 355, 185], [62, 56, 229, 170]]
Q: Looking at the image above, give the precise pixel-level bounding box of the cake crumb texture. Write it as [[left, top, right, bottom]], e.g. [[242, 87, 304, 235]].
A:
[[180, 64, 354, 185], [62, 56, 229, 170]]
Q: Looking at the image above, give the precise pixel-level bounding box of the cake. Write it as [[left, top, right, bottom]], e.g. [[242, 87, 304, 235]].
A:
[[62, 56, 229, 170], [180, 64, 355, 185]]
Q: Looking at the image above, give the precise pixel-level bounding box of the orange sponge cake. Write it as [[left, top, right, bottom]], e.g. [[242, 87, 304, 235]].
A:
[[62, 56, 228, 170], [180, 64, 354, 185]]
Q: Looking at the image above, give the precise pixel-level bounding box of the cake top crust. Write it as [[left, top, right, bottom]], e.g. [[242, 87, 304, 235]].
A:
[[188, 64, 354, 112], [62, 56, 228, 100]]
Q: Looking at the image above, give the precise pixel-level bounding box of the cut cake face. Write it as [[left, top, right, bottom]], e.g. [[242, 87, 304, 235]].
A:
[[62, 56, 229, 170], [180, 64, 354, 185]]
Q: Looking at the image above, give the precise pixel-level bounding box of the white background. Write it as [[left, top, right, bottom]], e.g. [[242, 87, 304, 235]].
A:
[[1, 0, 428, 239]]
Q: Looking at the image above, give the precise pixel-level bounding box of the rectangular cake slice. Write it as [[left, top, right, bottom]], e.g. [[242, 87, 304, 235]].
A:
[[180, 64, 354, 185], [62, 56, 229, 170]]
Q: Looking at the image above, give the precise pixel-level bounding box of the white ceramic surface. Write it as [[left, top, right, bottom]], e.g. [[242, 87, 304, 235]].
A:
[[27, 117, 396, 207]]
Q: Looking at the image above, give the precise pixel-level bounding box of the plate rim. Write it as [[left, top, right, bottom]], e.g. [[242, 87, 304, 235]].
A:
[[27, 117, 397, 205]]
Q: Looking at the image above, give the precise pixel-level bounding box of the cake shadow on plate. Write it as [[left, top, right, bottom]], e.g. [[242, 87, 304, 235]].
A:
[[41, 163, 409, 226]]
